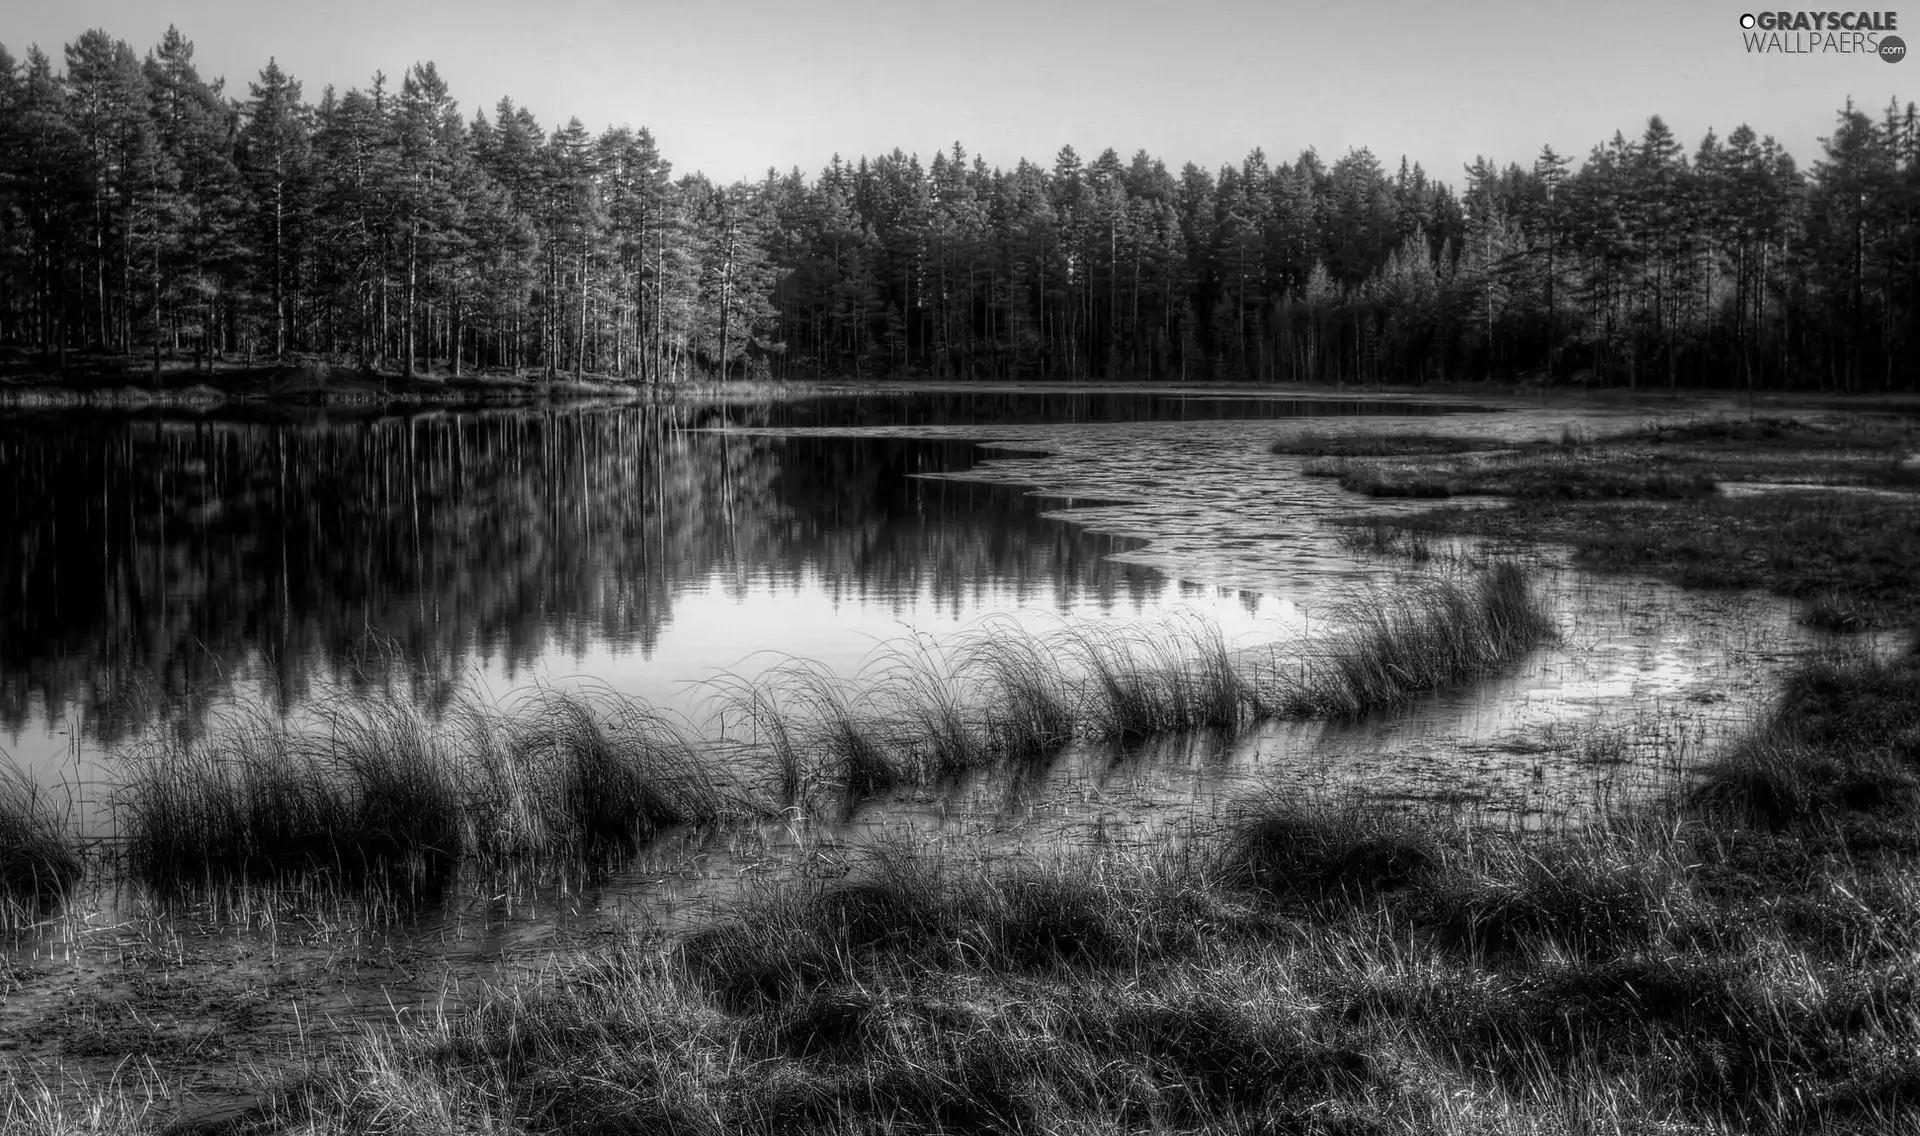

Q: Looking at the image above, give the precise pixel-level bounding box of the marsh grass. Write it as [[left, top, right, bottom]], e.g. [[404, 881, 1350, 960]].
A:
[[1270, 427, 1506, 457], [75, 635, 1910, 1133], [1065, 616, 1254, 740], [1304, 414, 1920, 626], [117, 686, 729, 892], [1687, 648, 1920, 836], [487, 687, 723, 859], [1616, 413, 1917, 454], [957, 618, 1077, 764], [1303, 413, 1917, 510], [117, 703, 463, 895], [89, 559, 1552, 909], [1218, 794, 1439, 902], [868, 636, 998, 780], [1357, 490, 1920, 629], [702, 582, 1548, 810], [241, 753, 1920, 1136], [709, 662, 902, 810], [0, 1069, 171, 1136], [0, 765, 82, 928], [1314, 450, 1720, 501], [1267, 562, 1555, 719]]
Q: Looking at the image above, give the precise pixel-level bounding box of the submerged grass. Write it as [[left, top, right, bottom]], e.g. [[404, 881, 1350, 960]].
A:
[[1334, 517, 1437, 562]]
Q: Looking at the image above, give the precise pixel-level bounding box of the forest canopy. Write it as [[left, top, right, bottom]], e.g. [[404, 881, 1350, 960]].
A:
[[0, 25, 1915, 390]]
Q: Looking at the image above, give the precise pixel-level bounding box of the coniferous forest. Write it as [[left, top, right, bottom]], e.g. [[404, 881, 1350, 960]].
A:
[[3, 26, 1918, 391]]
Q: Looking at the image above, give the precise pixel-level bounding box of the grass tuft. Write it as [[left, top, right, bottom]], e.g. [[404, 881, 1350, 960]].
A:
[[1268, 562, 1555, 719], [959, 619, 1078, 763], [118, 701, 463, 895], [1219, 796, 1438, 903], [490, 688, 719, 858], [0, 766, 82, 926]]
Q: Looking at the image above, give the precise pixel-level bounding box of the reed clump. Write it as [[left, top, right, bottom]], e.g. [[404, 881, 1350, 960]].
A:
[[1066, 616, 1255, 741], [475, 688, 723, 860], [117, 686, 730, 892], [957, 619, 1077, 763], [0, 765, 82, 925], [117, 701, 464, 894], [1268, 562, 1555, 719], [1686, 647, 1920, 838]]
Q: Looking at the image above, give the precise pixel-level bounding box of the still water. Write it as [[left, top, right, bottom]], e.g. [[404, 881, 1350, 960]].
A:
[[1, 391, 1472, 799]]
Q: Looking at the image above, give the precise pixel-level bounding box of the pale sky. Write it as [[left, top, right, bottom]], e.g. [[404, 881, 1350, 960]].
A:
[[5, 0, 1911, 186]]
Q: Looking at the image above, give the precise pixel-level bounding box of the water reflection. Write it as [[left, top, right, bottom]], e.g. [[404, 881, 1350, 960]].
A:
[[10, 394, 1427, 755]]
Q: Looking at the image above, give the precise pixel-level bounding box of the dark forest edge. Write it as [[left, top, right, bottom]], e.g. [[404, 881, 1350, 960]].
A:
[[1, 28, 1917, 394]]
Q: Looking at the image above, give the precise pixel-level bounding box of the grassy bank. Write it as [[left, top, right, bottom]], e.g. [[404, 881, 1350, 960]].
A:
[[107, 644, 1918, 1136]]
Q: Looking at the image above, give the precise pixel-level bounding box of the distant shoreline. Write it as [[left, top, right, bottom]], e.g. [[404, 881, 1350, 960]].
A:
[[4, 363, 1919, 415]]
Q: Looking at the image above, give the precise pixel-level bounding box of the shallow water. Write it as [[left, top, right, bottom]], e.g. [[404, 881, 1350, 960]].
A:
[[0, 386, 1846, 1119]]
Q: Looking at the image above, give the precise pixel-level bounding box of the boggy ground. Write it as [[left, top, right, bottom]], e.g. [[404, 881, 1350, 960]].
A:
[[1283, 414, 1920, 630], [8, 407, 1920, 1134], [43, 641, 1914, 1135]]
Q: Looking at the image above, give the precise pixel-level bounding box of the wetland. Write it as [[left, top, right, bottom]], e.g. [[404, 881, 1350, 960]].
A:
[[0, 384, 1916, 1135]]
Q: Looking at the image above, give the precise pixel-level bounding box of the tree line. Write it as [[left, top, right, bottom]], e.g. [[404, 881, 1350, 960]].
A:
[[1, 26, 1915, 390]]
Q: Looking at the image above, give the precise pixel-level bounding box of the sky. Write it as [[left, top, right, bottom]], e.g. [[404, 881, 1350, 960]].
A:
[[4, 0, 1912, 186]]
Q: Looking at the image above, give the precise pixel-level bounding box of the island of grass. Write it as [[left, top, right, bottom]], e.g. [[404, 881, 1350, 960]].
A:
[[1280, 413, 1920, 630]]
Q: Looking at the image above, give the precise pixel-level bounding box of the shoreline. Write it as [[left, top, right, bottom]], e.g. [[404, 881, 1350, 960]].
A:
[[8, 365, 1920, 414]]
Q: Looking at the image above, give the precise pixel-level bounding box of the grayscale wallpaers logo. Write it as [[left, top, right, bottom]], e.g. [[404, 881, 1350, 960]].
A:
[[1739, 11, 1904, 57]]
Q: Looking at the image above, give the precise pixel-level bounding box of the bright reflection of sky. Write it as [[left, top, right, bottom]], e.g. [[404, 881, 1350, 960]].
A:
[[478, 566, 1303, 725]]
